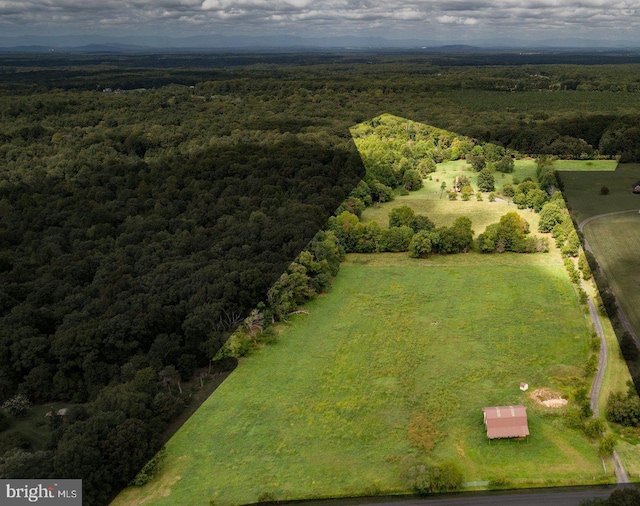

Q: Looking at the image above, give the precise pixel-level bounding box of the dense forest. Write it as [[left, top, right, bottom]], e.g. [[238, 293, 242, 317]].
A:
[[3, 52, 640, 504]]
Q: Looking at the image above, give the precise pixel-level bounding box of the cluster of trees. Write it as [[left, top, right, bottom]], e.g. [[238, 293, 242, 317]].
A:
[[477, 212, 548, 253], [606, 381, 640, 427], [327, 207, 473, 257], [580, 488, 640, 506], [408, 217, 473, 258], [352, 114, 517, 194]]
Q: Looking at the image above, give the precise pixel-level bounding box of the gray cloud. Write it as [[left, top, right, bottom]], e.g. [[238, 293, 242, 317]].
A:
[[1, 1, 640, 42]]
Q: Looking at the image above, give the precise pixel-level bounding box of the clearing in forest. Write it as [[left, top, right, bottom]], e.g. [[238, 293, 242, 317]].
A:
[[114, 253, 602, 506], [114, 115, 625, 506]]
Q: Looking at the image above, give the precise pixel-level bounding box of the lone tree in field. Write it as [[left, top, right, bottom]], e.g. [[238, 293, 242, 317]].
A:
[[468, 153, 486, 171], [455, 175, 471, 191], [477, 168, 495, 192], [600, 185, 610, 195], [496, 155, 515, 173]]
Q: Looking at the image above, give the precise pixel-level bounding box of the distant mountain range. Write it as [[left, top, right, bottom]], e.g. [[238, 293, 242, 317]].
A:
[[1, 34, 640, 52]]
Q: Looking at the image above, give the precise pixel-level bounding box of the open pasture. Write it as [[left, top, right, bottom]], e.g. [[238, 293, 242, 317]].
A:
[[583, 212, 640, 337], [560, 162, 640, 224], [115, 255, 603, 506], [361, 197, 541, 237], [420, 160, 535, 200], [553, 160, 618, 171]]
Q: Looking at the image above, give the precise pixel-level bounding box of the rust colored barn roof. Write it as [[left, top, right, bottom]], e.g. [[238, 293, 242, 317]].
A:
[[482, 405, 529, 439]]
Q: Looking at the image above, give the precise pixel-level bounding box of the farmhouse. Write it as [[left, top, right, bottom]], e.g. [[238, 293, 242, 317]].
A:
[[632, 181, 640, 193], [482, 405, 529, 440]]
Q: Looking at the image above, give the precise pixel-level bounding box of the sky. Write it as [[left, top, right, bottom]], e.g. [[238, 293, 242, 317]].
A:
[[1, 0, 640, 45]]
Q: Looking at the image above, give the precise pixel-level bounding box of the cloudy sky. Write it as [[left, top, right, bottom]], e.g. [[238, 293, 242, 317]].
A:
[[1, 0, 640, 44]]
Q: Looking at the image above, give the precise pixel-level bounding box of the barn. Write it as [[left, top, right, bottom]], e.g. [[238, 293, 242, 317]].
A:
[[482, 405, 529, 440]]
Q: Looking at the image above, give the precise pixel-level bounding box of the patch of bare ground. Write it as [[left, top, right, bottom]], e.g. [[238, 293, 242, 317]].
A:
[[530, 388, 568, 408]]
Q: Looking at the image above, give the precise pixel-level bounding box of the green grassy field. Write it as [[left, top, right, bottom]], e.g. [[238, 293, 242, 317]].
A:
[[115, 252, 606, 506], [114, 120, 635, 506], [554, 160, 619, 171], [559, 163, 640, 224], [366, 165, 543, 236], [419, 160, 537, 200], [582, 213, 640, 337]]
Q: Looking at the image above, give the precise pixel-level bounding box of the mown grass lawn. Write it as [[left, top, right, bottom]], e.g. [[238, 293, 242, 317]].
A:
[[115, 253, 604, 506]]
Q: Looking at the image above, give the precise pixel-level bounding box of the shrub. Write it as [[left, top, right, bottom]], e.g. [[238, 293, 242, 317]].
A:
[[413, 461, 464, 494], [432, 461, 464, 492], [502, 184, 515, 198], [257, 491, 276, 503], [563, 408, 584, 430], [585, 353, 598, 377], [258, 327, 278, 345], [489, 474, 512, 489], [1, 395, 30, 418], [598, 433, 617, 456], [129, 447, 167, 487], [578, 288, 588, 305], [584, 418, 606, 439], [600, 185, 609, 195]]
